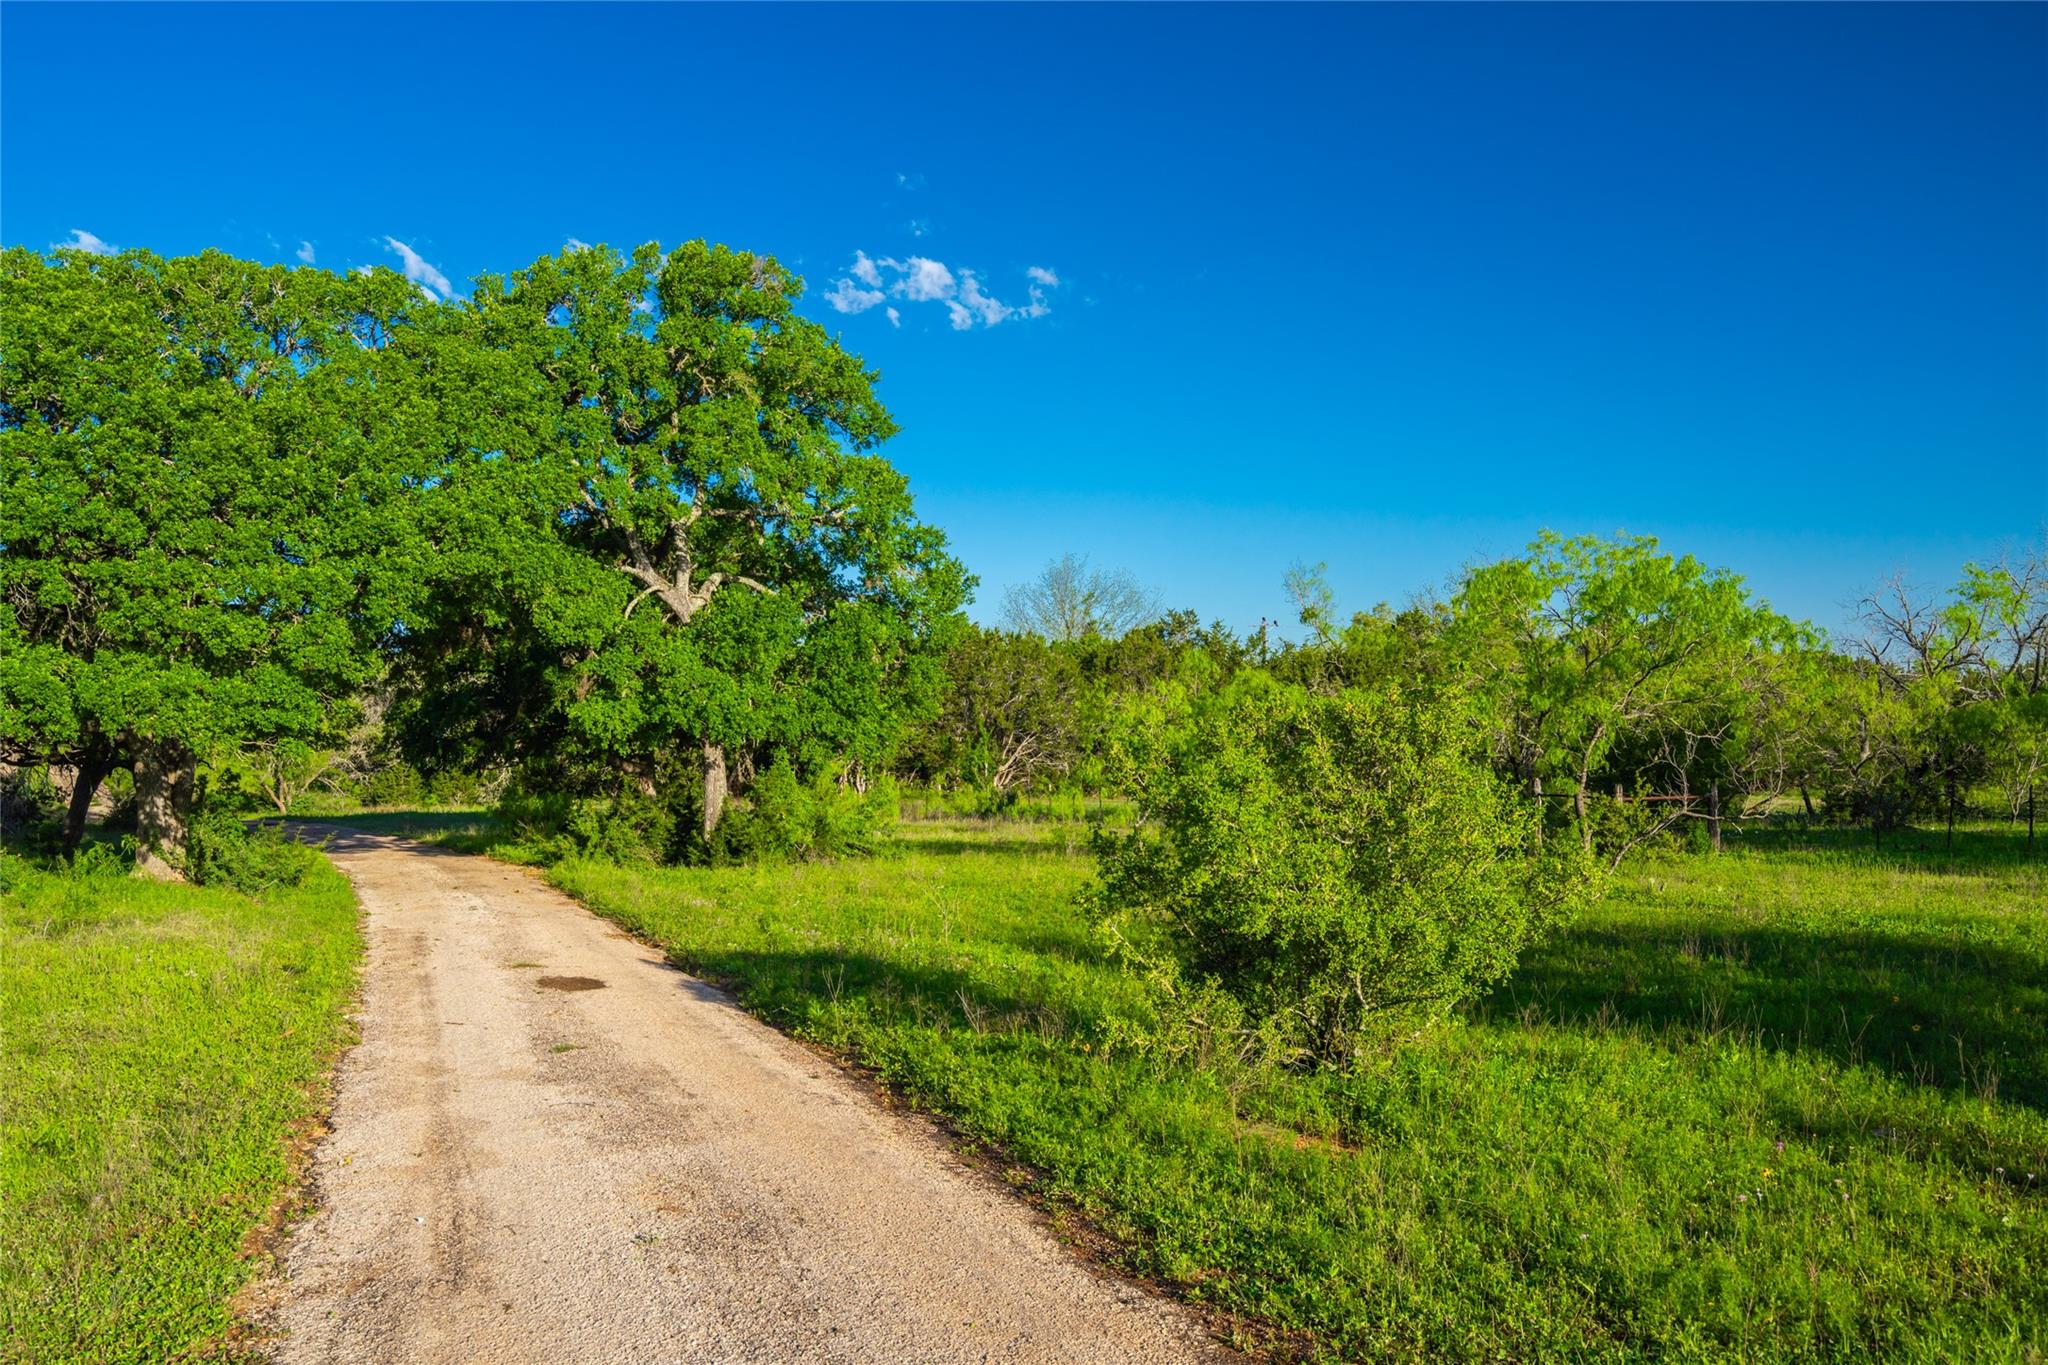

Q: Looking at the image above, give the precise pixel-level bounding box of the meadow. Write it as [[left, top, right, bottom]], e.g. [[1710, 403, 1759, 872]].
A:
[[472, 817, 2048, 1363], [0, 853, 362, 1364]]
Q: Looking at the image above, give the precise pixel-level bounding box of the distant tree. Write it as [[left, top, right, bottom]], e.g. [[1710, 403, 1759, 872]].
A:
[[0, 246, 428, 874], [905, 628, 1083, 797], [1851, 544, 2048, 844], [1001, 553, 1158, 642], [1444, 532, 1810, 847]]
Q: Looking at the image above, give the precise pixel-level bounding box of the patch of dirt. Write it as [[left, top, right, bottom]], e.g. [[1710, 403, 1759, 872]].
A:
[[535, 975, 605, 992]]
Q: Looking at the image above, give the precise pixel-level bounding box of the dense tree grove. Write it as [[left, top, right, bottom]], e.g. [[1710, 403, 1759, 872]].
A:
[[1, 241, 962, 873], [2, 241, 2042, 886]]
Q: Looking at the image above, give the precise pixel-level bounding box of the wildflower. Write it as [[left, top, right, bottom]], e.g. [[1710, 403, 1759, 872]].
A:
[[1761, 1168, 1773, 1178], [1911, 1024, 1922, 1033], [1736, 1194, 1748, 1202], [1775, 1141, 1785, 1152], [1891, 995, 1900, 1004]]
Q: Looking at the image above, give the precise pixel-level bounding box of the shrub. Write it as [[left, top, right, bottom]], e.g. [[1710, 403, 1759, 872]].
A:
[[0, 766, 65, 851], [709, 760, 895, 864], [1091, 673, 1598, 1064], [184, 808, 321, 892]]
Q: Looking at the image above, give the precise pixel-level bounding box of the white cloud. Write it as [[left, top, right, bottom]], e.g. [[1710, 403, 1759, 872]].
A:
[[894, 256, 955, 302], [825, 277, 886, 314], [956, 271, 1012, 327], [824, 252, 1058, 331], [908, 218, 930, 238], [52, 228, 115, 255], [353, 265, 373, 277], [382, 236, 455, 301], [897, 171, 927, 190], [565, 237, 592, 252], [296, 240, 317, 265]]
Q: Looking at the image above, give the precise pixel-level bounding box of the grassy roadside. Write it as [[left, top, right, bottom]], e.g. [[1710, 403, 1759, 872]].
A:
[[480, 819, 2045, 1363], [0, 853, 362, 1364]]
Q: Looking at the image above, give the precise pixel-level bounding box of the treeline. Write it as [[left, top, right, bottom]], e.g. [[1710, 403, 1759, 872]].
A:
[[913, 536, 2048, 857], [3, 241, 2042, 883]]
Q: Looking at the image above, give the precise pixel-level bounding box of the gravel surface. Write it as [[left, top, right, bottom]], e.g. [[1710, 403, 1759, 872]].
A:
[[255, 827, 1226, 1364]]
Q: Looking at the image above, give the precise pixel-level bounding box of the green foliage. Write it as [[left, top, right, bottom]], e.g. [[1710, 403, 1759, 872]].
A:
[[708, 760, 897, 863], [0, 852, 361, 1361], [183, 809, 322, 893], [1447, 531, 1814, 807], [0, 767, 64, 852], [532, 818, 2046, 1364], [1094, 672, 1598, 1063], [392, 239, 967, 848]]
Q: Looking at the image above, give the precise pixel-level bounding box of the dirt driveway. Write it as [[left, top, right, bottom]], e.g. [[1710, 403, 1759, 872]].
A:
[[256, 827, 1224, 1364]]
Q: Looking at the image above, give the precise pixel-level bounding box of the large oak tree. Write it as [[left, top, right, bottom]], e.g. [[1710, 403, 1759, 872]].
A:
[[0, 246, 427, 874], [398, 241, 965, 839]]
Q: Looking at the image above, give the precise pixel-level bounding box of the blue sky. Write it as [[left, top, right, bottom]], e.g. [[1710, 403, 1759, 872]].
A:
[[4, 2, 2043, 637]]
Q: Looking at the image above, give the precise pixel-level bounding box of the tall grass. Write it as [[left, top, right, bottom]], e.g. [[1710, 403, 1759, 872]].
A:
[[537, 821, 2045, 1362], [0, 854, 362, 1364]]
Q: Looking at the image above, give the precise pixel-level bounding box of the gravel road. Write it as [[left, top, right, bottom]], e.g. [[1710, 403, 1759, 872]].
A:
[[255, 827, 1225, 1364]]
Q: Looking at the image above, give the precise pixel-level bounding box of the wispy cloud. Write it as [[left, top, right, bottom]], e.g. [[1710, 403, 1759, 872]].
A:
[[956, 271, 1012, 327], [820, 252, 1062, 331], [382, 236, 456, 301], [825, 277, 886, 314], [297, 241, 317, 265], [51, 228, 115, 255], [896, 171, 927, 191], [564, 237, 592, 252]]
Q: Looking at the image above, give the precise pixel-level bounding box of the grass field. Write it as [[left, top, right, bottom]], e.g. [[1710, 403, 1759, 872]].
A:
[[0, 853, 362, 1364], [491, 818, 2047, 1363]]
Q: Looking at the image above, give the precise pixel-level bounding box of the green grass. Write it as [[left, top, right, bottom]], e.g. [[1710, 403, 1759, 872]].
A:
[[0, 854, 362, 1364], [513, 820, 2046, 1363]]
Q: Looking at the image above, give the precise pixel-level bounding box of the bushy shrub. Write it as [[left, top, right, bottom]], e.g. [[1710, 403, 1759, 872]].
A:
[[185, 808, 321, 892], [0, 767, 65, 851], [1091, 673, 1598, 1065], [709, 760, 895, 864]]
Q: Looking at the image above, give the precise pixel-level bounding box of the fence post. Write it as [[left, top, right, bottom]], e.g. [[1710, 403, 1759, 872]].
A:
[[1709, 783, 1723, 853]]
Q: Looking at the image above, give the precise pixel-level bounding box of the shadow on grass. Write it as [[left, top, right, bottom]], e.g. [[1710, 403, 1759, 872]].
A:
[[287, 809, 516, 857], [894, 832, 1090, 860], [1725, 822, 2046, 875], [1487, 917, 2048, 1111], [637, 941, 1096, 1042]]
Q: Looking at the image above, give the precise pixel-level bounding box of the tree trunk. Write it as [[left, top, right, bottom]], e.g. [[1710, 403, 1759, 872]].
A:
[[1708, 783, 1722, 853], [134, 740, 196, 881], [1799, 786, 1815, 821], [61, 746, 119, 858], [701, 741, 728, 840]]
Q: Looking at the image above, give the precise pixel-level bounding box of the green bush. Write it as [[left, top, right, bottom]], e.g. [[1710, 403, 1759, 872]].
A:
[[0, 767, 64, 852], [184, 808, 321, 892], [709, 760, 895, 864], [1092, 673, 1599, 1064]]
